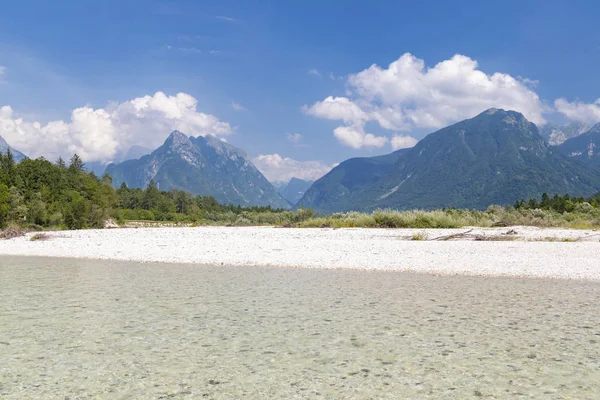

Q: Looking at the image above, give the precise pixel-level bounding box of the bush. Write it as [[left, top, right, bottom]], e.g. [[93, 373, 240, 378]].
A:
[[232, 216, 253, 226]]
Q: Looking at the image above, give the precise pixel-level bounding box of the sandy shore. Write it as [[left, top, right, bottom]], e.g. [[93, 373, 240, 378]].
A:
[[1, 226, 599, 280]]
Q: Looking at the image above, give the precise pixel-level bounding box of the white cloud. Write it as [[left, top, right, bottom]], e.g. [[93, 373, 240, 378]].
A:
[[308, 68, 321, 78], [231, 101, 246, 111], [333, 125, 387, 149], [0, 66, 5, 83], [253, 153, 336, 183], [305, 53, 546, 148], [0, 91, 232, 162], [304, 96, 368, 125], [391, 134, 418, 150], [348, 53, 545, 127], [286, 133, 302, 143], [554, 98, 600, 124]]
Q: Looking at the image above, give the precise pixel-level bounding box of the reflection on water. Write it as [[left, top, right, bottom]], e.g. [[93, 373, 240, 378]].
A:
[[1, 256, 599, 399]]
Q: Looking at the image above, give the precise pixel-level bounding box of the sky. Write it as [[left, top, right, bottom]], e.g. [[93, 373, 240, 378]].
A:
[[1, 0, 600, 182]]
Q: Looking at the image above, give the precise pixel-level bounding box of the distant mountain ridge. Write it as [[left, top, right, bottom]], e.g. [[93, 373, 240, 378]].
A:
[[298, 109, 600, 212], [277, 177, 314, 205], [0, 135, 26, 161], [558, 123, 600, 168], [540, 122, 590, 146], [105, 131, 289, 208]]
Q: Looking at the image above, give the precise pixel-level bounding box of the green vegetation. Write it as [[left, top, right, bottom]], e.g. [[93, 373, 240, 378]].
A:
[[2, 148, 600, 232], [411, 232, 428, 241], [0, 150, 118, 230], [114, 180, 314, 226], [0, 149, 313, 230], [293, 194, 600, 229]]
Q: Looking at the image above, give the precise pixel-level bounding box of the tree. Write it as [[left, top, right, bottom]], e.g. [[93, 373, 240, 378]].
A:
[[540, 193, 551, 209], [7, 186, 27, 222], [0, 184, 10, 227], [69, 154, 85, 172], [101, 173, 113, 187], [142, 179, 161, 210], [0, 149, 16, 186], [27, 192, 47, 226], [64, 191, 87, 229], [56, 157, 66, 169], [175, 190, 192, 214]]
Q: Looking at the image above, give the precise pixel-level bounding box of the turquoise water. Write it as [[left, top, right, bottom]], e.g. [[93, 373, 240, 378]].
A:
[[1, 256, 599, 399]]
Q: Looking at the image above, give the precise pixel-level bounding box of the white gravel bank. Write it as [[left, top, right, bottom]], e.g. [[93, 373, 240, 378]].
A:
[[1, 226, 599, 280]]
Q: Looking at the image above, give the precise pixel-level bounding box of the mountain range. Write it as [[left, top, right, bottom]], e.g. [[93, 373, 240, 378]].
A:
[[2, 109, 600, 212], [105, 131, 289, 208], [297, 109, 600, 212]]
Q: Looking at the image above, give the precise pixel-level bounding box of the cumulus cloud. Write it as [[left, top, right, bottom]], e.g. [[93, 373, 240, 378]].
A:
[[304, 53, 546, 148], [253, 153, 336, 183], [231, 101, 246, 111], [286, 133, 302, 143], [0, 91, 232, 163], [333, 125, 387, 149], [391, 134, 418, 150], [304, 96, 368, 125], [554, 98, 600, 124], [349, 53, 545, 127]]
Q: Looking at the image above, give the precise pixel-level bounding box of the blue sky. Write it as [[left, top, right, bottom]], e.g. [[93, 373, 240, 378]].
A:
[[1, 0, 600, 181]]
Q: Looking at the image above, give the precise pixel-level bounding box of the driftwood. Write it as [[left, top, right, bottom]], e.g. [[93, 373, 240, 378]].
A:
[[430, 229, 521, 241], [0, 226, 26, 240], [574, 232, 600, 242], [431, 229, 474, 241]]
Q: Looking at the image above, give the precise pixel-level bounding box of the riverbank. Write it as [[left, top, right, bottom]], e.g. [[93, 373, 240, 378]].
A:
[[1, 226, 599, 280]]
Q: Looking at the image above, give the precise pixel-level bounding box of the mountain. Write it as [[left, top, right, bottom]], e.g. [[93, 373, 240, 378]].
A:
[[296, 149, 410, 212], [298, 109, 600, 212], [558, 123, 600, 168], [277, 178, 314, 205], [105, 131, 289, 208], [0, 135, 26, 161], [540, 122, 590, 146]]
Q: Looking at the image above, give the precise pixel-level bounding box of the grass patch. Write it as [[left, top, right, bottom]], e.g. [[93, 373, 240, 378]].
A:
[[411, 232, 428, 241]]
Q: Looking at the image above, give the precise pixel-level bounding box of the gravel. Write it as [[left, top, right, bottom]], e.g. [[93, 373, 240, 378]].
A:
[[1, 226, 599, 280]]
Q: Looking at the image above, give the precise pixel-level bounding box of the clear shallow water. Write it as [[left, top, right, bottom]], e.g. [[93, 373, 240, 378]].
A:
[[1, 256, 599, 399]]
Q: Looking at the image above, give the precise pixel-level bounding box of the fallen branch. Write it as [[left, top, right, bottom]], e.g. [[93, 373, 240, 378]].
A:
[[0, 225, 26, 240], [574, 232, 600, 242], [431, 229, 473, 241]]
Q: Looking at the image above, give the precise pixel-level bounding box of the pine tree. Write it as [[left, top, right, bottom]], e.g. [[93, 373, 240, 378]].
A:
[[69, 154, 85, 172], [56, 157, 66, 168]]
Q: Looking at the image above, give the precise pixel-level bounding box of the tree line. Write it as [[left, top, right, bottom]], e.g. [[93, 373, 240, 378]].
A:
[[0, 150, 288, 229], [513, 192, 600, 213]]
